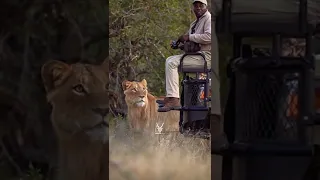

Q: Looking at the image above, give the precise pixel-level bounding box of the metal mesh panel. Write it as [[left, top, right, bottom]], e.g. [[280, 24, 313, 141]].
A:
[[235, 70, 301, 144], [182, 77, 210, 135], [183, 78, 207, 107]]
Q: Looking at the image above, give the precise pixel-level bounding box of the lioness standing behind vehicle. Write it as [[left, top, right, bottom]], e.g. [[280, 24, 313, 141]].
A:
[[122, 79, 179, 136]]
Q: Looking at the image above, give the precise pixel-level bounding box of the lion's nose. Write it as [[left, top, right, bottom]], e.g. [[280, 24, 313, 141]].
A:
[[92, 108, 109, 117], [139, 95, 145, 98]]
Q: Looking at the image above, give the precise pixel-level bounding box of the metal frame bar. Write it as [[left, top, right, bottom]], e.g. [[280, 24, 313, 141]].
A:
[[272, 34, 281, 62], [179, 52, 207, 72], [177, 52, 211, 135], [225, 143, 313, 156], [218, 0, 310, 34], [216, 1, 313, 179], [219, 29, 313, 180], [299, 0, 308, 33], [221, 0, 231, 33]]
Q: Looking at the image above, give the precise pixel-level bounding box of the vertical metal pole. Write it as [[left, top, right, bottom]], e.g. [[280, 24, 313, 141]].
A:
[[233, 34, 242, 59], [299, 0, 307, 34], [213, 1, 233, 180], [179, 73, 186, 130], [272, 34, 281, 62], [301, 31, 314, 144], [222, 0, 231, 32], [221, 34, 243, 180], [305, 31, 314, 66]]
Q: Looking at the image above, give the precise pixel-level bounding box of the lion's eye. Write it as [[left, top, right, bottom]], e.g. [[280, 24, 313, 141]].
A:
[[73, 84, 86, 95], [131, 88, 137, 92]]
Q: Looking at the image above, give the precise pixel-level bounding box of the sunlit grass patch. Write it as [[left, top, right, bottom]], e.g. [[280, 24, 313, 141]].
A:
[[109, 117, 211, 180]]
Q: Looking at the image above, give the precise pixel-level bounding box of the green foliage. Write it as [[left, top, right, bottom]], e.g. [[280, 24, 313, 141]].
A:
[[109, 0, 195, 98], [19, 163, 43, 180]]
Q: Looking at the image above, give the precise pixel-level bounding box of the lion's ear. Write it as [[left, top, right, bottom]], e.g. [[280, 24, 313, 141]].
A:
[[141, 79, 147, 87], [122, 80, 132, 91], [41, 60, 72, 93]]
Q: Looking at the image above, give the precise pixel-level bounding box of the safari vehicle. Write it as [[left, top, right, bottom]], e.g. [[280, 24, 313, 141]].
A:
[[156, 42, 212, 139], [159, 0, 320, 179]]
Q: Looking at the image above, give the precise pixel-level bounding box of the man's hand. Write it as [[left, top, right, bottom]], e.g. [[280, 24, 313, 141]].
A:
[[170, 40, 180, 49], [170, 40, 175, 46], [178, 34, 189, 42]]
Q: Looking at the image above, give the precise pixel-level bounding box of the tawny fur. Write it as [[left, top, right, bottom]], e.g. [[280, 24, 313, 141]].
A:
[[41, 60, 109, 180], [122, 79, 179, 135]]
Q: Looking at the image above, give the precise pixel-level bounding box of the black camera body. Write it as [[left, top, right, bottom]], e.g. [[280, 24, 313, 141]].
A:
[[171, 40, 180, 49]]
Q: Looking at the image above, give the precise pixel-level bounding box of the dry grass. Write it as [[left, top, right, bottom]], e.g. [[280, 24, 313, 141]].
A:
[[109, 119, 211, 180]]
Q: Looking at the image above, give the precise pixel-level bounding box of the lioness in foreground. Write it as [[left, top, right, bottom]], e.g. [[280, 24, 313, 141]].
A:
[[41, 60, 109, 180], [122, 79, 180, 136]]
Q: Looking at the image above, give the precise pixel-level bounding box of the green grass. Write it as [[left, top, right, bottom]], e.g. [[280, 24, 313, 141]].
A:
[[0, 162, 43, 180]]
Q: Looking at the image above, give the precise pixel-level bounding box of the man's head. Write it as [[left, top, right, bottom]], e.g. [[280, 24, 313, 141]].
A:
[[192, 0, 208, 18]]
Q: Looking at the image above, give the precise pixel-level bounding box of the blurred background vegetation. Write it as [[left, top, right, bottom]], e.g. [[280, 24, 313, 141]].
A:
[[0, 0, 107, 179]]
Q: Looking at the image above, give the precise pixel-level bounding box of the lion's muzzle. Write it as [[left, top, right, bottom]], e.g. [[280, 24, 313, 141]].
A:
[[84, 117, 109, 144], [92, 107, 109, 117]]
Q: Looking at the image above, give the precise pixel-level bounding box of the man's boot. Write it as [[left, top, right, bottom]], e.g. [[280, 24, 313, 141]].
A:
[[211, 114, 229, 153], [158, 97, 181, 112]]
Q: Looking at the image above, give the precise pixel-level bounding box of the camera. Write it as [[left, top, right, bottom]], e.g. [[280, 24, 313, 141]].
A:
[[171, 40, 180, 49]]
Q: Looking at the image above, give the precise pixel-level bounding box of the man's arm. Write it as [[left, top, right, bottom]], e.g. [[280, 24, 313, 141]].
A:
[[177, 29, 190, 42], [177, 21, 194, 42], [189, 18, 211, 44], [185, 27, 191, 36]]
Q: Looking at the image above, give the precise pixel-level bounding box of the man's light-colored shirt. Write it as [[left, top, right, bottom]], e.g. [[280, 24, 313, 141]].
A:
[[188, 10, 211, 52]]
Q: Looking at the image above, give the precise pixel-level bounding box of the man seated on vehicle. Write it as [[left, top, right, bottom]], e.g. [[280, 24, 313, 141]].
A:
[[159, 0, 222, 117], [159, 0, 213, 112], [159, 0, 228, 145]]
